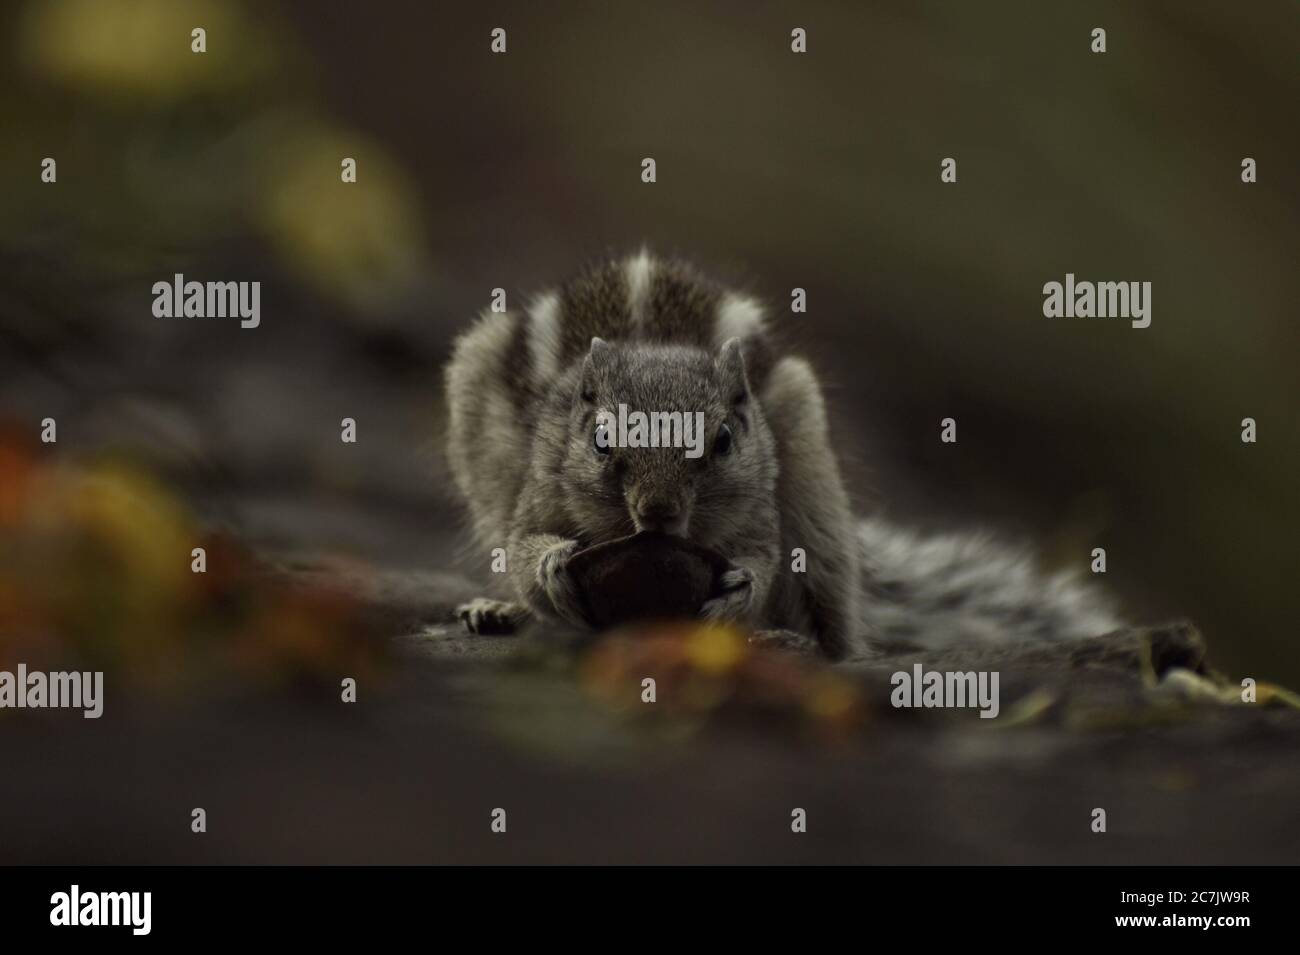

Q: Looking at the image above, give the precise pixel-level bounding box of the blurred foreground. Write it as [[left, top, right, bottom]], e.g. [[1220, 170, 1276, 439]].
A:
[[1, 447, 1296, 864]]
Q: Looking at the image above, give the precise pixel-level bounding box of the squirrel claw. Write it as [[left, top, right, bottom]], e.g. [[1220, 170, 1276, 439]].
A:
[[700, 565, 756, 621], [537, 541, 590, 628], [457, 598, 527, 636], [747, 628, 820, 655]]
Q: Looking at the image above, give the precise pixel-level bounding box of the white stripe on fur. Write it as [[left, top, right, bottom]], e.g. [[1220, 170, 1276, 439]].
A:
[[625, 249, 654, 330], [715, 292, 765, 345], [526, 292, 562, 381]]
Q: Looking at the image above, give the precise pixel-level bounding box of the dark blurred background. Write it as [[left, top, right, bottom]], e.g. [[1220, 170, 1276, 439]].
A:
[[1, 0, 1296, 686]]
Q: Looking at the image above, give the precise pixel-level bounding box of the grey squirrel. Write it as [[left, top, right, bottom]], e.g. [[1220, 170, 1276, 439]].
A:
[[445, 251, 1120, 659]]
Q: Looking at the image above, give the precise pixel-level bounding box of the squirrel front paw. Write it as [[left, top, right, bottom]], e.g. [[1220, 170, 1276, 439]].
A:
[[536, 540, 590, 627], [457, 598, 528, 636], [700, 564, 756, 622]]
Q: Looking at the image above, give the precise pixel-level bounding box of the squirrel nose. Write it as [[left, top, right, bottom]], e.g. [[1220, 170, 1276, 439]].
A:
[[634, 497, 682, 529]]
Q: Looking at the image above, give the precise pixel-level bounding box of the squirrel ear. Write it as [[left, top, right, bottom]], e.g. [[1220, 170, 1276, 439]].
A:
[[715, 337, 750, 404], [579, 337, 611, 401]]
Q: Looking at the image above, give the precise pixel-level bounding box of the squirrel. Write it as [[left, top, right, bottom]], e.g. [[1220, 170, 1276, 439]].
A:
[[445, 251, 1121, 660]]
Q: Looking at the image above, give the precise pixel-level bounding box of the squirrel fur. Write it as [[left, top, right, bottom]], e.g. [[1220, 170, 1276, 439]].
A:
[[445, 251, 1120, 659]]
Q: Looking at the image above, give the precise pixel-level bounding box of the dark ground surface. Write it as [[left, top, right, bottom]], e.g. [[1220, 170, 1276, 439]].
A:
[[3, 547, 1297, 866]]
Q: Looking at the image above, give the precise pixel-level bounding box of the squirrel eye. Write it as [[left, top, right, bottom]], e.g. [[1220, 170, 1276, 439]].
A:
[[714, 423, 733, 456], [593, 423, 612, 456]]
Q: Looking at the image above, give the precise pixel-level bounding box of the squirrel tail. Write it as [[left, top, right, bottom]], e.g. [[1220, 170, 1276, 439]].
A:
[[855, 515, 1122, 652]]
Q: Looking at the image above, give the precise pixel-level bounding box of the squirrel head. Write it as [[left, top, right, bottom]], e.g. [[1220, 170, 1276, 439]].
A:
[[560, 336, 775, 544]]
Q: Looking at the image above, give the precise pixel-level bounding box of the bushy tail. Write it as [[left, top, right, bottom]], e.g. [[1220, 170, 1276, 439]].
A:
[[856, 516, 1121, 652]]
